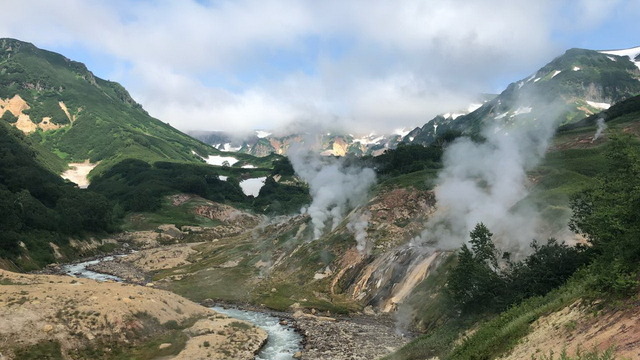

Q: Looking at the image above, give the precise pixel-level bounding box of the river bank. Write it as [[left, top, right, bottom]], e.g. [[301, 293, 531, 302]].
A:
[[52, 253, 410, 359]]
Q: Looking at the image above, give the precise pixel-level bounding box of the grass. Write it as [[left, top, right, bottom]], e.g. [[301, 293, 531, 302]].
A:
[[13, 340, 64, 360], [377, 168, 439, 191], [532, 347, 623, 360], [121, 197, 223, 231], [386, 268, 587, 360]]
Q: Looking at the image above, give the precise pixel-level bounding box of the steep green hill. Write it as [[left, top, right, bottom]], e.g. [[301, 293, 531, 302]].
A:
[[0, 38, 220, 175], [0, 121, 115, 270]]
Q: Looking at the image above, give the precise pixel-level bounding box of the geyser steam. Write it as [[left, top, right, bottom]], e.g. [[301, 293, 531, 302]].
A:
[[290, 146, 376, 240], [347, 211, 372, 254], [592, 117, 607, 141], [416, 101, 564, 254]]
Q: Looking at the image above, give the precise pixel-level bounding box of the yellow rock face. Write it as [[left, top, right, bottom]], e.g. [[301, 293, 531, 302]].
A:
[[0, 95, 71, 133]]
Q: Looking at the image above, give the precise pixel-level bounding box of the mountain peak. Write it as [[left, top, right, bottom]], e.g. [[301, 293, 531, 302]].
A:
[[598, 46, 640, 70]]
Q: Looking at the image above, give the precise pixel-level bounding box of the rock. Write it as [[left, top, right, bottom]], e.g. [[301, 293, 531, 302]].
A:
[[293, 351, 303, 359], [363, 305, 376, 316], [158, 343, 172, 350], [42, 324, 54, 333]]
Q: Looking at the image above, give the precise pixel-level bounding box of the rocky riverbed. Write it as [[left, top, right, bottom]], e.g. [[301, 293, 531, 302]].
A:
[[49, 250, 412, 360], [291, 310, 410, 360]]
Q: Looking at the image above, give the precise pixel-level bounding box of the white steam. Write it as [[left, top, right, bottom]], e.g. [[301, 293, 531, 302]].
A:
[[290, 146, 376, 240], [416, 107, 561, 254], [347, 211, 372, 254], [592, 117, 607, 141]]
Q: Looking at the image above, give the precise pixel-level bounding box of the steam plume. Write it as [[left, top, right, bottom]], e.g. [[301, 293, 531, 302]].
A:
[[347, 211, 372, 254], [592, 117, 607, 141], [416, 100, 564, 254], [289, 145, 376, 239]]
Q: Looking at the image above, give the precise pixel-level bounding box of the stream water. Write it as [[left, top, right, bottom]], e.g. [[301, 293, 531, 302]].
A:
[[61, 256, 303, 360], [212, 306, 302, 360]]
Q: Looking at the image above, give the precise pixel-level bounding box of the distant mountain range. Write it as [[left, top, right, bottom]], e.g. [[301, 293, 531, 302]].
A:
[[188, 95, 496, 157], [191, 46, 640, 156]]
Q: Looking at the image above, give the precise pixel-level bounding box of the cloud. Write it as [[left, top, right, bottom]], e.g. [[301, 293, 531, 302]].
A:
[[0, 0, 635, 134]]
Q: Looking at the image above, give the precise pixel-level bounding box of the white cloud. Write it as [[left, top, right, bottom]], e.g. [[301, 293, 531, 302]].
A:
[[0, 0, 635, 134]]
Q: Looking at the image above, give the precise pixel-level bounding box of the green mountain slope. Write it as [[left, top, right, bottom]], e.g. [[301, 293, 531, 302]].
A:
[[0, 38, 218, 175], [410, 47, 640, 145], [0, 121, 115, 270]]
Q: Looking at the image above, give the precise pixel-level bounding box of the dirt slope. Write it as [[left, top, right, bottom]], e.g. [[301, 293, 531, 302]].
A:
[[501, 301, 640, 359], [0, 269, 266, 359]]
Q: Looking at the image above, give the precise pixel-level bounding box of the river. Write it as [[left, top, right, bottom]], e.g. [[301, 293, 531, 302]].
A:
[[61, 257, 303, 360]]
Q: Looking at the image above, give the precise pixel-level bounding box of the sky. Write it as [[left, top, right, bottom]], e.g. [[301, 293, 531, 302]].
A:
[[1, 0, 639, 135]]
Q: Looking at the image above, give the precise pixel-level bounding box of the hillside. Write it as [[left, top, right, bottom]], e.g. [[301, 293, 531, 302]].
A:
[[0, 120, 115, 270], [0, 269, 266, 360], [0, 38, 225, 176], [409, 47, 640, 145]]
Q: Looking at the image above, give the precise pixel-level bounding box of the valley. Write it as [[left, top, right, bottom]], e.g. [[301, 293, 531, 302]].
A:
[[2, 37, 640, 360]]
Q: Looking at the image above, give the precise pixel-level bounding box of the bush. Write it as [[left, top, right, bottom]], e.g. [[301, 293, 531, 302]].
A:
[[446, 224, 588, 315]]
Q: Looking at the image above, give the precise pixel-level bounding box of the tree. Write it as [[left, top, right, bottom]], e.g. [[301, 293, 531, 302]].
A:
[[570, 135, 640, 294], [469, 222, 498, 270], [447, 223, 587, 314], [446, 223, 505, 314]]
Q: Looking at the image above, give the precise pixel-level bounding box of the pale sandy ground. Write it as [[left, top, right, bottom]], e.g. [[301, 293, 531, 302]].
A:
[[501, 300, 640, 360], [0, 269, 266, 360], [60, 160, 97, 188]]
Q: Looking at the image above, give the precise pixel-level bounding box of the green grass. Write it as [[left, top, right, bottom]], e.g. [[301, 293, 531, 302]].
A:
[[12, 340, 64, 360], [121, 197, 223, 231], [386, 269, 586, 360], [378, 168, 439, 191]]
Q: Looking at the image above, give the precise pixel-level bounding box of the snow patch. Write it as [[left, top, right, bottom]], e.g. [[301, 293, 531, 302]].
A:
[[573, 66, 581, 71], [444, 113, 465, 119], [586, 101, 611, 110], [514, 106, 532, 116], [468, 103, 483, 112], [219, 175, 228, 181], [217, 143, 242, 152], [607, 56, 617, 62], [600, 46, 640, 70], [256, 130, 272, 138], [393, 128, 411, 137], [241, 164, 256, 169], [354, 135, 384, 145], [240, 177, 267, 197], [494, 112, 508, 120], [204, 155, 239, 166], [533, 77, 541, 83], [551, 70, 561, 78]]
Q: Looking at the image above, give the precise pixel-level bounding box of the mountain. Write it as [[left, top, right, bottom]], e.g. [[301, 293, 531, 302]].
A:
[[0, 38, 224, 176], [408, 46, 640, 145], [189, 129, 410, 157]]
